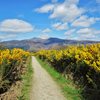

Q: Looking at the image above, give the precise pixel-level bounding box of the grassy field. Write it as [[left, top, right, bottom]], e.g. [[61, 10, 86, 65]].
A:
[[18, 57, 33, 100], [36, 57, 83, 100]]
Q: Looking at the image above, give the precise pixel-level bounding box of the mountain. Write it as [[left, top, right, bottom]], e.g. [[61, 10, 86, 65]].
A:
[[1, 37, 100, 51]]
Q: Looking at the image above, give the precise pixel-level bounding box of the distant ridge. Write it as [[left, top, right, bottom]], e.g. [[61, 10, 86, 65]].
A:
[[1, 37, 100, 51]]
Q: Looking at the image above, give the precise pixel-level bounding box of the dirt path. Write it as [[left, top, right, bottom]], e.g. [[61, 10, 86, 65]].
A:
[[30, 56, 66, 100]]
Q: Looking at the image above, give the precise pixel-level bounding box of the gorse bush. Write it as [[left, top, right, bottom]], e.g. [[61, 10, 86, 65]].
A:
[[0, 48, 30, 93], [36, 43, 100, 100]]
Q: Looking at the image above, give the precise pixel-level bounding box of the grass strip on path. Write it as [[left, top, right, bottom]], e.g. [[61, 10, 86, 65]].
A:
[[18, 57, 33, 100]]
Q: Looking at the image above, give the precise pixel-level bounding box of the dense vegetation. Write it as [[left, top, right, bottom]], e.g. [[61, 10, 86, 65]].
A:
[[36, 43, 100, 100], [0, 48, 30, 97], [0, 44, 6, 50]]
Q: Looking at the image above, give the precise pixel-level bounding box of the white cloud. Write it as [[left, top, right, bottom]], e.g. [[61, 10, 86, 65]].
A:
[[39, 28, 51, 39], [39, 33, 49, 39], [77, 28, 100, 34], [65, 28, 100, 41], [67, 34, 97, 41], [35, 4, 54, 13], [79, 34, 96, 39], [72, 15, 100, 27], [64, 29, 76, 35], [76, 28, 100, 40], [35, 0, 85, 22], [52, 22, 68, 30], [0, 33, 17, 40], [42, 28, 51, 33], [50, 0, 85, 22], [77, 33, 100, 41], [0, 19, 34, 33]]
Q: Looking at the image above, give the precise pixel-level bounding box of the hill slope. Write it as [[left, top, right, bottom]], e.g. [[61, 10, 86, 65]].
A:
[[1, 37, 99, 51]]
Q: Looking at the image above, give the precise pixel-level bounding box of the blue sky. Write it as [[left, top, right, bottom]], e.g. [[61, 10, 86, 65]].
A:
[[0, 0, 100, 41]]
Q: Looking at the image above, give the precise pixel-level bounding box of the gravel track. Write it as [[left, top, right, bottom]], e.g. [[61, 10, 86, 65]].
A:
[[30, 56, 66, 100]]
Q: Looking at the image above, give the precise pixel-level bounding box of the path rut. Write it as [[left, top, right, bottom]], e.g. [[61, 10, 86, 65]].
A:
[[30, 56, 66, 100]]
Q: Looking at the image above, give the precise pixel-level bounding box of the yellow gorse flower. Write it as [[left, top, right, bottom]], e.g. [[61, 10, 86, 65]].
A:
[[36, 43, 100, 72], [0, 48, 30, 65]]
